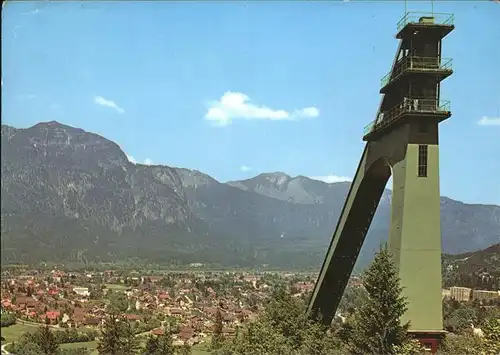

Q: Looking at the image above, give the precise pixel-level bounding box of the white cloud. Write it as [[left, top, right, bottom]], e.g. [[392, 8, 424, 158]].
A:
[[240, 165, 252, 172], [204, 91, 319, 126], [94, 95, 125, 114], [477, 116, 500, 126], [310, 175, 352, 183], [126, 154, 153, 165], [127, 155, 137, 164]]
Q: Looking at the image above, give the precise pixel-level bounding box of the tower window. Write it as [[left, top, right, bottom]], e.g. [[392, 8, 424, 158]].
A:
[[418, 145, 428, 177]]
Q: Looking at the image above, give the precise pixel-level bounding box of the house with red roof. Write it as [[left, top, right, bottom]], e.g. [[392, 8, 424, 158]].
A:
[[44, 311, 61, 324], [151, 328, 164, 336], [124, 313, 143, 321]]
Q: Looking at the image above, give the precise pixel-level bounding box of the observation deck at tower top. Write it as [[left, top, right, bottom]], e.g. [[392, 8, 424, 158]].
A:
[[362, 11, 455, 141], [396, 11, 455, 39]]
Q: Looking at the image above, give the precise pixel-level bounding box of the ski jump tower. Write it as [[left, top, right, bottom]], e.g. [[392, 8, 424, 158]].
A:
[[308, 12, 454, 353]]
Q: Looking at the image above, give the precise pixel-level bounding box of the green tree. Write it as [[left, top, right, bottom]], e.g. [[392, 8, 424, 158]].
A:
[[32, 326, 60, 355], [299, 318, 346, 355], [179, 343, 191, 355], [439, 333, 483, 355], [108, 292, 129, 314], [120, 319, 141, 354], [165, 316, 180, 334], [9, 326, 60, 355], [392, 339, 426, 355], [0, 313, 16, 327], [156, 332, 175, 355], [481, 317, 500, 355], [444, 308, 476, 334], [106, 289, 114, 298], [211, 308, 224, 350], [8, 341, 44, 355], [347, 246, 409, 355], [98, 314, 141, 355], [338, 285, 367, 314], [144, 335, 160, 354], [97, 314, 122, 355], [218, 319, 291, 355], [216, 287, 344, 355]]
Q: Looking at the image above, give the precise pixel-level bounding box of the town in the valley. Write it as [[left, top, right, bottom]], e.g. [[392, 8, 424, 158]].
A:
[[1, 264, 499, 352]]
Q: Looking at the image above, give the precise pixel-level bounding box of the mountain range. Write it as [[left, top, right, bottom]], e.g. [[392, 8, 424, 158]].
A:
[[1, 121, 499, 269]]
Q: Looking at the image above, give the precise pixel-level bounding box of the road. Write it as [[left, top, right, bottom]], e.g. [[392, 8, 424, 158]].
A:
[[1, 343, 12, 355], [16, 319, 60, 329]]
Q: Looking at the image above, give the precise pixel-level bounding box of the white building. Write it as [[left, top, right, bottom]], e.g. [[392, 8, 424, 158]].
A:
[[73, 287, 90, 297]]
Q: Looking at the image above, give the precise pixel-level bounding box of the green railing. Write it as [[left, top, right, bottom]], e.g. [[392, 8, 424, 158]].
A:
[[438, 100, 451, 112], [364, 120, 376, 136], [380, 57, 453, 88], [397, 12, 454, 32], [383, 98, 451, 125], [364, 99, 451, 137]]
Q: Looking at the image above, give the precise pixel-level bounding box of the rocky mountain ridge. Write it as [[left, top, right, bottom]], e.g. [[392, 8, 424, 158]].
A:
[[1, 121, 499, 268]]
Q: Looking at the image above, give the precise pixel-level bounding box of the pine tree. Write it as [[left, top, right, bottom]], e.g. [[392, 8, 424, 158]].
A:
[[97, 314, 122, 355], [144, 332, 175, 355], [262, 287, 309, 348], [211, 307, 225, 350], [157, 332, 175, 355], [348, 245, 409, 355], [392, 339, 426, 355], [145, 335, 159, 354], [33, 325, 59, 355], [120, 319, 141, 354]]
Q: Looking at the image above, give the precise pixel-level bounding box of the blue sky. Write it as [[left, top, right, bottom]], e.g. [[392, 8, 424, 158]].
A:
[[2, 1, 500, 205]]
